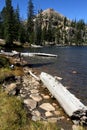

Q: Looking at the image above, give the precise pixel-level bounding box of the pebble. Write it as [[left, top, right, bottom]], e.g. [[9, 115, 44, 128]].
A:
[[30, 89, 39, 94], [45, 111, 53, 117], [61, 128, 64, 130], [41, 94, 50, 99], [54, 110, 61, 116]]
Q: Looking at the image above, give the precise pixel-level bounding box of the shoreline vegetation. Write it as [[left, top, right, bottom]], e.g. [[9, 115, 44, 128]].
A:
[[0, 38, 87, 51], [0, 52, 86, 130]]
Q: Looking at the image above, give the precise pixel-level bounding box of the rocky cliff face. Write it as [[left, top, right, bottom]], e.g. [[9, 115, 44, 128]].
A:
[[34, 8, 86, 46]]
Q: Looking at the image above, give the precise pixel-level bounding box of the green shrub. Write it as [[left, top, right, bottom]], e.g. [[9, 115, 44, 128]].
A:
[[0, 56, 10, 68], [0, 68, 13, 82]]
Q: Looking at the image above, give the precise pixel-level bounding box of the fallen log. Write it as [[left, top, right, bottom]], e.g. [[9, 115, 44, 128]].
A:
[[0, 52, 14, 56], [31, 44, 43, 48], [40, 72, 87, 125], [21, 52, 57, 57], [29, 70, 40, 81], [0, 52, 57, 58]]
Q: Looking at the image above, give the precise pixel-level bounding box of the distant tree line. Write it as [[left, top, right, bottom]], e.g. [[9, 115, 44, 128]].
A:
[[0, 0, 87, 47]]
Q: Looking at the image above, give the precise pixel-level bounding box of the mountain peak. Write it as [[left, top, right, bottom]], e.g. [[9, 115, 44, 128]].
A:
[[42, 8, 64, 19]]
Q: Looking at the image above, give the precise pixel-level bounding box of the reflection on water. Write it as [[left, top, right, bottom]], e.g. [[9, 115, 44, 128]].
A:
[[22, 46, 87, 105], [23, 60, 54, 68]]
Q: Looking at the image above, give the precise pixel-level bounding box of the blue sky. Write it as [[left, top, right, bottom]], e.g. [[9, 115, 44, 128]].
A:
[[0, 0, 87, 22]]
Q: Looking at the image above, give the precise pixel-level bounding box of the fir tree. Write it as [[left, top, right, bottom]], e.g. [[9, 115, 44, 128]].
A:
[[75, 19, 85, 45], [18, 22, 26, 43], [34, 9, 43, 45], [0, 12, 4, 38], [4, 0, 14, 46], [27, 0, 34, 44], [41, 27, 47, 45], [14, 4, 20, 41]]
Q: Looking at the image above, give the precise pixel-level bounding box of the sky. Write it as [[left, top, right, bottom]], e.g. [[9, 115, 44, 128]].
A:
[[0, 0, 87, 22]]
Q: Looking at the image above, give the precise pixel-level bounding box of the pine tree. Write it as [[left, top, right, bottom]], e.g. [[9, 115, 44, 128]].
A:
[[46, 19, 55, 42], [27, 0, 34, 44], [0, 12, 4, 39], [4, 0, 14, 46], [34, 9, 43, 45], [75, 19, 85, 45], [18, 22, 26, 43], [41, 27, 47, 45], [14, 4, 20, 41]]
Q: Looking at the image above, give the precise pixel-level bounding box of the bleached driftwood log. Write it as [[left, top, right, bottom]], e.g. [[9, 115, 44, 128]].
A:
[[0, 52, 14, 56], [29, 70, 40, 81], [21, 52, 57, 57], [40, 72, 87, 125], [0, 52, 57, 58]]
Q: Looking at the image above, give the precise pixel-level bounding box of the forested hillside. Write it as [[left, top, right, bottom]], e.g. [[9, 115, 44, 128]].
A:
[[0, 0, 87, 47]]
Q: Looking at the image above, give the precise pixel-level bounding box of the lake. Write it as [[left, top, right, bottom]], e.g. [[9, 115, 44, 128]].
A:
[[22, 46, 87, 105]]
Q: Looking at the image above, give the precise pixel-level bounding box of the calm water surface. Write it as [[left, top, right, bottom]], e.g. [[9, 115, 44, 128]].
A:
[[22, 46, 87, 105]]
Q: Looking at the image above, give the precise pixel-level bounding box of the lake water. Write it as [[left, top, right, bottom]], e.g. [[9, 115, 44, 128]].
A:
[[22, 46, 87, 105]]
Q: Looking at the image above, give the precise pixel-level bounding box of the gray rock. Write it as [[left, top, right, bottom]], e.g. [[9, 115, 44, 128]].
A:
[[32, 110, 41, 117], [32, 115, 41, 121], [45, 111, 53, 117], [30, 89, 39, 94], [72, 125, 83, 130], [39, 103, 55, 111], [30, 94, 42, 102], [41, 94, 50, 99], [21, 94, 26, 98], [5, 83, 17, 93], [54, 110, 61, 116], [5, 83, 17, 95], [24, 99, 37, 110], [9, 89, 16, 95], [61, 128, 64, 130]]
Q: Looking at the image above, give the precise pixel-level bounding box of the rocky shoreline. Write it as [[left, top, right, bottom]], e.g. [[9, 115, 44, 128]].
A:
[[1, 56, 85, 130]]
